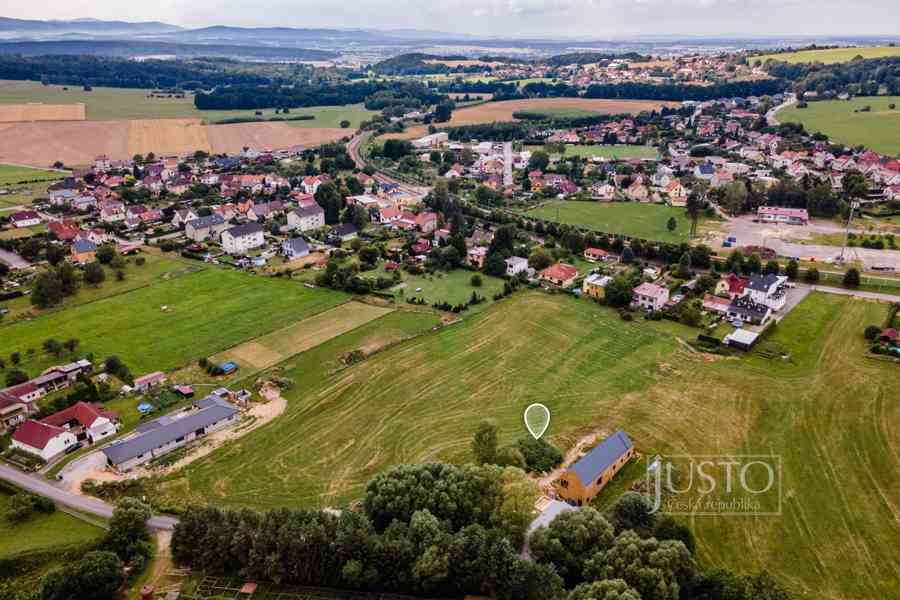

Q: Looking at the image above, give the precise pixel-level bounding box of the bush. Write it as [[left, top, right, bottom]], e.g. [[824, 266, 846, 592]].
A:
[[843, 268, 861, 287], [864, 325, 882, 341], [514, 437, 563, 472], [471, 274, 483, 287], [803, 267, 820, 283]]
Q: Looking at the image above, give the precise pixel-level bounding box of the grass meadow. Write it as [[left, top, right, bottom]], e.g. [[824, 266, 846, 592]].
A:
[[0, 268, 348, 376], [0, 163, 65, 208], [387, 268, 507, 310], [151, 290, 900, 598], [0, 488, 104, 558], [778, 96, 900, 156], [523, 200, 698, 242], [758, 46, 900, 65], [0, 80, 375, 128], [527, 144, 659, 160]]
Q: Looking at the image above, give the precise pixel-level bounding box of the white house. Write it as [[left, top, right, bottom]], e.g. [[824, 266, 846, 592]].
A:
[[287, 205, 326, 232], [505, 256, 530, 277], [744, 274, 788, 311], [221, 223, 265, 255], [282, 237, 310, 260], [40, 401, 119, 444], [632, 282, 670, 311], [9, 211, 41, 228], [11, 420, 78, 462], [185, 214, 227, 242]]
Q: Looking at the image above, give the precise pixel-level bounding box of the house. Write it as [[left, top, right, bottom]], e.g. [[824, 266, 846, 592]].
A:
[[584, 247, 613, 263], [716, 274, 749, 299], [221, 223, 266, 255], [71, 239, 97, 263], [556, 429, 635, 506], [248, 201, 284, 222], [102, 394, 239, 472], [287, 205, 326, 232], [48, 220, 81, 241], [632, 282, 670, 311], [330, 224, 358, 244], [0, 384, 40, 432], [282, 237, 310, 260], [583, 274, 612, 300], [467, 246, 488, 269], [727, 296, 772, 325], [133, 371, 167, 393], [416, 212, 438, 234], [11, 420, 78, 462], [33, 360, 92, 394], [591, 182, 616, 201], [702, 294, 731, 315], [540, 263, 579, 288], [40, 402, 118, 443], [665, 180, 688, 207], [172, 208, 199, 227], [301, 176, 322, 195], [694, 163, 716, 181], [9, 211, 41, 228], [505, 256, 530, 277], [185, 214, 227, 242], [757, 206, 809, 225], [745, 274, 787, 311]]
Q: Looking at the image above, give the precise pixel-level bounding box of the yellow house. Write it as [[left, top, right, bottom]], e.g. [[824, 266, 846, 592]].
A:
[[556, 430, 635, 506], [582, 274, 612, 301]]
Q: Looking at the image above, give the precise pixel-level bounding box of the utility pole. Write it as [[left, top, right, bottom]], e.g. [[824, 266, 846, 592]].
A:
[[839, 201, 860, 263]]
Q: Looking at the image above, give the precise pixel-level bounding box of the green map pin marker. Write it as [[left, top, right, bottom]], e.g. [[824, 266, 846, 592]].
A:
[[524, 403, 551, 440]]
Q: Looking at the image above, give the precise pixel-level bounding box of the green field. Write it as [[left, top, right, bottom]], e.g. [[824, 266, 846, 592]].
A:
[[0, 489, 104, 558], [387, 268, 506, 310], [779, 96, 900, 156], [156, 291, 900, 598], [759, 46, 900, 65], [0, 251, 205, 322], [523, 200, 698, 242], [0, 163, 65, 208], [0, 268, 348, 376], [0, 80, 375, 127], [517, 107, 608, 119], [527, 144, 659, 160]]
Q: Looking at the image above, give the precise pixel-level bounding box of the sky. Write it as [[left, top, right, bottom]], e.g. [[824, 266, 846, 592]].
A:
[[4, 0, 900, 38]]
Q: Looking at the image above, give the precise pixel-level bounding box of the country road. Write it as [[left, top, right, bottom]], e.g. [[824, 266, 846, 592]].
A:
[[0, 464, 178, 531]]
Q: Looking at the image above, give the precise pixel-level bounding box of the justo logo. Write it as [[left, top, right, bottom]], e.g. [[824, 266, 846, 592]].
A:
[[647, 455, 782, 516]]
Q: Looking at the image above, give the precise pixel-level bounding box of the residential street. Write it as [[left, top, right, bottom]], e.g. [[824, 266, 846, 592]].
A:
[[0, 463, 178, 530]]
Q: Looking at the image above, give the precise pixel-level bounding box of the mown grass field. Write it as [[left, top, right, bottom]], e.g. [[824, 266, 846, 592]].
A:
[[158, 291, 900, 598], [523, 200, 698, 242], [758, 46, 900, 64], [0, 268, 348, 376], [0, 163, 65, 208], [0, 250, 205, 322], [526, 144, 659, 160], [778, 96, 900, 156], [0, 489, 104, 558], [387, 268, 506, 311], [0, 81, 375, 128]]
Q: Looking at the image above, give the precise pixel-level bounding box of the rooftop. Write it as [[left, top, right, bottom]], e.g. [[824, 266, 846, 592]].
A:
[[569, 429, 634, 485]]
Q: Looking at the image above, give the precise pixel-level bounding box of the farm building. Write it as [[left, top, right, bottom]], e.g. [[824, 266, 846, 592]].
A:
[[757, 206, 809, 225], [556, 429, 635, 506], [102, 394, 239, 472]]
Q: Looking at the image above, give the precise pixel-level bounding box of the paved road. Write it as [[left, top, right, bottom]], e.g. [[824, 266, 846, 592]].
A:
[[808, 284, 900, 303], [0, 463, 178, 531], [0, 247, 30, 270], [767, 94, 797, 126]]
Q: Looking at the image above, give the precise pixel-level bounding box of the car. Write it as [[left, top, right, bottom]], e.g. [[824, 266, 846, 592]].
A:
[[415, 287, 423, 292]]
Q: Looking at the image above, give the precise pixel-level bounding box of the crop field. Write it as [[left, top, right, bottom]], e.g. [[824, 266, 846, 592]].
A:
[[0, 119, 350, 168], [526, 144, 660, 160], [155, 291, 900, 598], [522, 200, 699, 242], [392, 98, 674, 140], [0, 102, 85, 123], [212, 302, 394, 371], [778, 96, 900, 157], [758, 46, 900, 64], [0, 489, 104, 558], [0, 268, 348, 376]]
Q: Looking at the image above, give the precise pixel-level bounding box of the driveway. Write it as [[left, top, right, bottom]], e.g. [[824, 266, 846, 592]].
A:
[[0, 463, 178, 530], [0, 248, 29, 270]]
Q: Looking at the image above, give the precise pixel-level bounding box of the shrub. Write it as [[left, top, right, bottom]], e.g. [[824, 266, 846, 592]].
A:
[[864, 325, 882, 341], [514, 437, 563, 472], [471, 274, 483, 287], [843, 268, 861, 287], [803, 267, 820, 283]]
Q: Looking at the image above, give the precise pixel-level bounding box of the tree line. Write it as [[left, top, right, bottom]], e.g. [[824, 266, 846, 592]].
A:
[[764, 56, 900, 97], [0, 54, 269, 90]]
